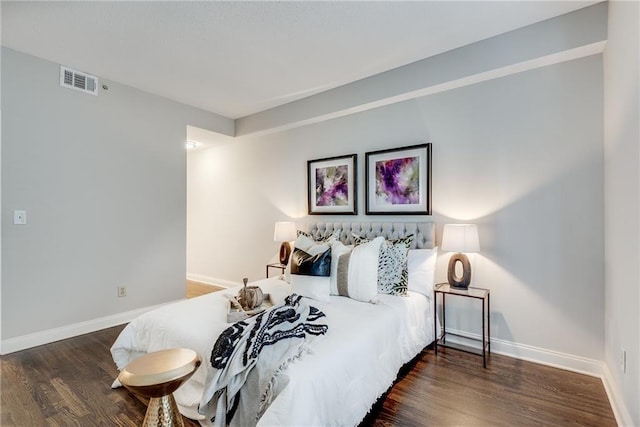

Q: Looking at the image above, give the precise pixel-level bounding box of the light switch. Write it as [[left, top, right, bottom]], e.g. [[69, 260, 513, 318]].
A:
[[13, 210, 27, 225]]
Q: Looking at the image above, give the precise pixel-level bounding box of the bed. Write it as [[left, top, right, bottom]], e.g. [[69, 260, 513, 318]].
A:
[[111, 222, 439, 426]]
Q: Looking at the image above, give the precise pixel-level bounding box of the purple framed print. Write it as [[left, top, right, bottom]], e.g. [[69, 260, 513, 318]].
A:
[[308, 154, 357, 215], [365, 143, 431, 215]]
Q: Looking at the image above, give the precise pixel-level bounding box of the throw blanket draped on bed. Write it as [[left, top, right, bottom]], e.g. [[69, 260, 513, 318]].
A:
[[199, 294, 328, 427]]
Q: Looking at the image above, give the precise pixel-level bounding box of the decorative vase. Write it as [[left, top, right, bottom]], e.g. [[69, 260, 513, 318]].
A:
[[237, 278, 264, 310]]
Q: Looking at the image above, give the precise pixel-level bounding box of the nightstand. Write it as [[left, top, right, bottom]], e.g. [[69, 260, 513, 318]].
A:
[[434, 282, 490, 368], [265, 263, 286, 278]]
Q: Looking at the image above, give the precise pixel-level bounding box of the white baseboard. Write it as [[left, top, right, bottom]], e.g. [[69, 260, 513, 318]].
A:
[[601, 363, 635, 426], [186, 273, 240, 288], [3, 275, 241, 355], [444, 327, 604, 376], [445, 328, 634, 426], [0, 299, 184, 355]]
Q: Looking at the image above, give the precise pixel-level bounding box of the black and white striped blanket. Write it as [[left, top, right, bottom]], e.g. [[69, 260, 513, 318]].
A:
[[199, 294, 328, 427]]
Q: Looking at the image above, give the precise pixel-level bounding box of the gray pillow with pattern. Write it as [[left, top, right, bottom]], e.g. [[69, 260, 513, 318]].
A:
[[297, 229, 341, 243], [353, 233, 414, 296]]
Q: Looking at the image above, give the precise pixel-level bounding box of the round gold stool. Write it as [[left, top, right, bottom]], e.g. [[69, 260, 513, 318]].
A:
[[118, 348, 201, 427]]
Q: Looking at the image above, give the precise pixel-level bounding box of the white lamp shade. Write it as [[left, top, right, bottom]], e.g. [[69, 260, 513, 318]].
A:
[[441, 224, 480, 253], [274, 222, 297, 242]]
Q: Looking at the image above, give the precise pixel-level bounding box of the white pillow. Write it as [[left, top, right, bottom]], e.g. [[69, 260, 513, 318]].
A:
[[407, 247, 438, 297], [345, 236, 384, 303], [291, 275, 331, 302]]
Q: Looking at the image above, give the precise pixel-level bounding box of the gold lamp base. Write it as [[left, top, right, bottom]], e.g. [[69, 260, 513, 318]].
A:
[[448, 252, 472, 289], [279, 241, 292, 265]]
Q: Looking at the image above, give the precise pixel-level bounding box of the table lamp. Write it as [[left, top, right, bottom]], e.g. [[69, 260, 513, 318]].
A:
[[441, 224, 480, 289], [273, 222, 297, 265]]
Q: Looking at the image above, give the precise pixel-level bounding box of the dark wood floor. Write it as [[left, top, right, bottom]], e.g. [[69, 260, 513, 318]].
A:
[[365, 348, 616, 427], [1, 323, 616, 427]]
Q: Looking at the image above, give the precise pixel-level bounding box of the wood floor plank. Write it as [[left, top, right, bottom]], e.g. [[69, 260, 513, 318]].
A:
[[1, 359, 48, 426], [186, 280, 224, 298]]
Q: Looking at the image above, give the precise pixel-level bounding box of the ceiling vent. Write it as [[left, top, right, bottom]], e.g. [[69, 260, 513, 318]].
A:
[[60, 66, 98, 96]]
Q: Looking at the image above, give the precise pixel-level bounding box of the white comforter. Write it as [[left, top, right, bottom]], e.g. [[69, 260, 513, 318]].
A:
[[111, 278, 435, 426]]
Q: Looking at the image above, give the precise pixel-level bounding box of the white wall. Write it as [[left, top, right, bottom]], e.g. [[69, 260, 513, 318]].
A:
[[603, 1, 640, 425], [188, 55, 605, 364], [1, 48, 232, 345]]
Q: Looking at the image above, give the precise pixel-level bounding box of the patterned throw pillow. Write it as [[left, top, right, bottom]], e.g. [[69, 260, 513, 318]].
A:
[[353, 233, 414, 296], [297, 229, 341, 243]]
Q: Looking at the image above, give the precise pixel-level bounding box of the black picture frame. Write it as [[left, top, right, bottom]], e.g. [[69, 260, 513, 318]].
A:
[[307, 154, 357, 215], [365, 143, 432, 215]]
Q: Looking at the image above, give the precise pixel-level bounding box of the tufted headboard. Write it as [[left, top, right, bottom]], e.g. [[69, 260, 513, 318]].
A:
[[306, 222, 436, 249]]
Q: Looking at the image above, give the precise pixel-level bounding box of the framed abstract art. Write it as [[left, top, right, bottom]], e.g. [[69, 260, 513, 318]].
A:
[[307, 154, 357, 215], [365, 143, 432, 215]]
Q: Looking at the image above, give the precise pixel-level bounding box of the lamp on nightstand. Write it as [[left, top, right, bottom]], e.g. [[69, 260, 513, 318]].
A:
[[274, 222, 297, 265], [441, 224, 480, 289]]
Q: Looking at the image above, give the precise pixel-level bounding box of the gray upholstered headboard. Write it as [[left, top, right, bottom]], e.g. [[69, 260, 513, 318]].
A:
[[306, 222, 436, 249]]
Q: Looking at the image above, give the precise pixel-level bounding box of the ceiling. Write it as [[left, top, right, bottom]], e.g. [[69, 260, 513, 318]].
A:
[[2, 1, 595, 120]]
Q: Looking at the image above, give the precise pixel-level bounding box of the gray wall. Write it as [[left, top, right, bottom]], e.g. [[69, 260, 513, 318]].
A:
[[604, 1, 639, 424], [1, 48, 230, 340], [188, 54, 605, 360]]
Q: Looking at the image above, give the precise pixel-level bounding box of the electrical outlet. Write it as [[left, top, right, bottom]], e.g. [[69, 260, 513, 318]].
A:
[[118, 286, 127, 298], [620, 349, 627, 373], [13, 210, 27, 225]]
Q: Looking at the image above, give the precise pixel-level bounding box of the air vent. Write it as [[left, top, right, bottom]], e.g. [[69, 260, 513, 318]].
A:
[[60, 66, 98, 96]]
